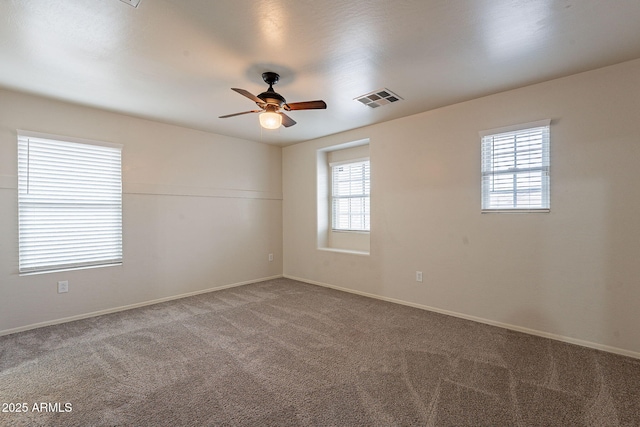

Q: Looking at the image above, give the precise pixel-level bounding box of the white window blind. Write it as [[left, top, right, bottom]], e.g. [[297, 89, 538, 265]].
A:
[[18, 132, 123, 274], [331, 159, 370, 231], [481, 120, 550, 212]]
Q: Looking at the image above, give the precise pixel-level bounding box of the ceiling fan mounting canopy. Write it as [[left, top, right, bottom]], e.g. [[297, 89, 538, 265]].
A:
[[219, 71, 327, 128], [262, 71, 280, 86]]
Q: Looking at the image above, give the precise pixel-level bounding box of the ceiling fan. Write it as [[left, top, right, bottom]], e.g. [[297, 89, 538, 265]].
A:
[[219, 72, 327, 129]]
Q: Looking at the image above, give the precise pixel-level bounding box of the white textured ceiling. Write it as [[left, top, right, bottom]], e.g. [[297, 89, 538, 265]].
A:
[[2, 0, 640, 146]]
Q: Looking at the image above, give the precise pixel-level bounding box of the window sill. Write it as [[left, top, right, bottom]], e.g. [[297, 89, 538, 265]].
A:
[[317, 247, 370, 256], [331, 229, 370, 234], [482, 209, 550, 214], [19, 262, 123, 276]]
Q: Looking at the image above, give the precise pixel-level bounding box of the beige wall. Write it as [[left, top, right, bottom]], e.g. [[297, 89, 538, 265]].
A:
[[0, 88, 283, 334], [283, 59, 640, 357], [3, 59, 639, 357]]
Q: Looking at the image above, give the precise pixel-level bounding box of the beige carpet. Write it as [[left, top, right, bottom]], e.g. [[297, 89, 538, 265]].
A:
[[1, 278, 639, 426]]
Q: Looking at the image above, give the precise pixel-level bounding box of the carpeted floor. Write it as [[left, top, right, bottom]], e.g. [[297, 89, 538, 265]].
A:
[[1, 278, 639, 426]]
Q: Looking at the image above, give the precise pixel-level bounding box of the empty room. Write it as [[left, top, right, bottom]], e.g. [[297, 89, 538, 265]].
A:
[[1, 1, 640, 426]]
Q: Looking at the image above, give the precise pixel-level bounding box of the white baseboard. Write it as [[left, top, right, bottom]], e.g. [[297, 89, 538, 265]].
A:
[[284, 275, 640, 360], [0, 275, 283, 337]]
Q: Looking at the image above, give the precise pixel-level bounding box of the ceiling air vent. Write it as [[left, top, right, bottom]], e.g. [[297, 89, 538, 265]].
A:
[[354, 88, 403, 108]]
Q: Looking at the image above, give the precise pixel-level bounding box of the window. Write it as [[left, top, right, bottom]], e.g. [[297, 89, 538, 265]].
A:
[[331, 159, 370, 231], [18, 131, 123, 274], [480, 120, 550, 212], [317, 141, 370, 254]]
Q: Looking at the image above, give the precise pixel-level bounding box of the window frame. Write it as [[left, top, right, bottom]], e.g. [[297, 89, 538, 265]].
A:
[[480, 120, 551, 213], [17, 130, 123, 274], [330, 158, 371, 232]]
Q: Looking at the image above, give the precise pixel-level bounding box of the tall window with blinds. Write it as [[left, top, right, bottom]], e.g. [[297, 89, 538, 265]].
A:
[[480, 120, 550, 212], [331, 159, 370, 231], [17, 132, 123, 274]]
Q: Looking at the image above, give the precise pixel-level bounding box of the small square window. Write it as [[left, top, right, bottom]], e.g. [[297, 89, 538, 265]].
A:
[[480, 120, 550, 212]]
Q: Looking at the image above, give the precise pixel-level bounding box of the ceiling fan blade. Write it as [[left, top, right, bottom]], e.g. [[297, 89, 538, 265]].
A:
[[284, 100, 327, 111], [279, 112, 297, 127], [219, 110, 262, 118], [231, 88, 263, 104]]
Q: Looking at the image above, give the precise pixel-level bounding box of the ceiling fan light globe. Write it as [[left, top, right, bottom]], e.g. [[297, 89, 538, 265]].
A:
[[259, 111, 282, 129]]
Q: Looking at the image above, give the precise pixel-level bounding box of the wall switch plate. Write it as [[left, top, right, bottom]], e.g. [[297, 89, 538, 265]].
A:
[[416, 271, 423, 282], [58, 280, 69, 293], [268, 253, 274, 262]]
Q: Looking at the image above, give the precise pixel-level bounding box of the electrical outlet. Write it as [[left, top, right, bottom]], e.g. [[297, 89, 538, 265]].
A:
[[416, 271, 423, 282], [58, 280, 69, 293], [268, 253, 274, 262]]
